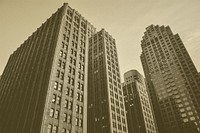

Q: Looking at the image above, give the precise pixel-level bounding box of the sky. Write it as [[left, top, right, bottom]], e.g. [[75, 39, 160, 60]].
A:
[[0, 0, 200, 81]]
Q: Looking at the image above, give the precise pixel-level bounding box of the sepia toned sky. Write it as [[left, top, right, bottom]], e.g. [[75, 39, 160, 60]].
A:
[[0, 0, 200, 80]]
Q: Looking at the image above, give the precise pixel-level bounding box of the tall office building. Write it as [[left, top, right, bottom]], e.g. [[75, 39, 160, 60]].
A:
[[122, 69, 157, 133], [0, 3, 96, 133], [88, 29, 128, 133], [140, 25, 200, 133]]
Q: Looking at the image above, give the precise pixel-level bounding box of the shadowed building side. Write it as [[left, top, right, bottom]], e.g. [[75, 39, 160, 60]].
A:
[[140, 25, 200, 133], [88, 29, 128, 133], [0, 5, 64, 133], [122, 69, 157, 133], [0, 3, 96, 133]]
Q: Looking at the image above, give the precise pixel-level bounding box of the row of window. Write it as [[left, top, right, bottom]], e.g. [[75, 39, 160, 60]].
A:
[[56, 70, 64, 80], [111, 112, 126, 123], [49, 103, 83, 120], [112, 121, 127, 132], [58, 59, 66, 69], [66, 9, 86, 31], [59, 50, 67, 59], [64, 99, 73, 110], [54, 81, 63, 92]]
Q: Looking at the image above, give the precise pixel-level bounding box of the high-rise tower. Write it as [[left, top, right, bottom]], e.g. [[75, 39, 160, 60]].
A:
[[140, 25, 200, 133], [88, 29, 128, 133], [0, 3, 96, 133], [122, 69, 157, 133]]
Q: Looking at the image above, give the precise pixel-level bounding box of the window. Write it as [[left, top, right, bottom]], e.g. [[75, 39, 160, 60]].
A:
[[67, 115, 72, 124], [64, 100, 68, 108], [81, 84, 84, 91], [73, 59, 76, 65], [66, 87, 70, 95], [63, 34, 67, 40], [50, 108, 54, 117], [58, 59, 62, 67], [47, 124, 52, 133], [69, 101, 73, 110], [81, 65, 84, 71], [52, 125, 58, 133], [78, 63, 81, 69], [70, 89, 73, 97], [71, 78, 75, 86], [69, 66, 72, 73], [79, 119, 83, 127], [52, 94, 56, 103], [181, 113, 187, 117], [55, 110, 59, 119], [77, 82, 80, 90], [190, 116, 195, 121], [62, 42, 68, 50], [56, 70, 60, 78], [80, 94, 83, 102], [81, 74, 84, 81], [67, 76, 71, 84], [82, 56, 85, 62], [118, 124, 122, 130], [56, 96, 61, 105], [76, 105, 79, 113], [123, 126, 126, 132], [80, 106, 83, 114], [62, 128, 66, 133], [60, 50, 63, 57], [188, 111, 193, 116], [70, 57, 73, 64], [180, 108, 185, 112], [72, 68, 75, 75], [60, 72, 64, 80], [64, 113, 67, 122], [113, 122, 117, 128], [66, 37, 69, 42], [62, 52, 67, 59], [61, 62, 66, 69], [58, 83, 63, 91], [71, 48, 73, 55], [77, 93, 83, 102], [186, 107, 191, 110], [75, 118, 79, 126], [77, 93, 79, 101], [78, 72, 81, 79], [54, 81, 58, 89]]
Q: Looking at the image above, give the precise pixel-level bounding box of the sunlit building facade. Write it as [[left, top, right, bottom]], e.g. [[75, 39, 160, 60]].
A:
[[88, 29, 128, 133]]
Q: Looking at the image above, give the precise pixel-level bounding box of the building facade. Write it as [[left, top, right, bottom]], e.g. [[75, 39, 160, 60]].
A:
[[122, 69, 157, 133], [88, 29, 128, 133], [140, 25, 200, 133], [0, 3, 96, 133]]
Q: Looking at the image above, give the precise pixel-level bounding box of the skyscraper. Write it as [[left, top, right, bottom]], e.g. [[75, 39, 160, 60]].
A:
[[140, 25, 200, 133], [122, 69, 157, 133], [87, 29, 128, 133], [0, 3, 96, 133]]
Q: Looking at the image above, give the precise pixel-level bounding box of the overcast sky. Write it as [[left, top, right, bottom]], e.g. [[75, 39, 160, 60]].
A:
[[0, 0, 200, 80]]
